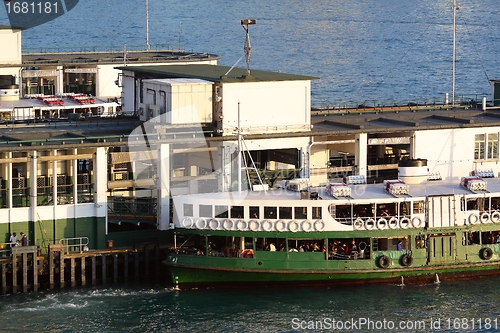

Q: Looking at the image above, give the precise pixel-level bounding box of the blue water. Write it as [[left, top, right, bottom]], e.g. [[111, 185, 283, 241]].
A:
[[3, 1, 500, 331], [2, 0, 500, 106], [2, 278, 500, 332]]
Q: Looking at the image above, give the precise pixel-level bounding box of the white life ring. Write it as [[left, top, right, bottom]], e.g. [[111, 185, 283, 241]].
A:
[[353, 218, 364, 230], [377, 218, 388, 230], [411, 216, 422, 228], [223, 219, 234, 231], [365, 218, 375, 230], [468, 213, 479, 225], [313, 219, 325, 231], [249, 220, 260, 232], [181, 217, 194, 229], [236, 219, 248, 231], [388, 217, 398, 229], [262, 220, 273, 232], [481, 212, 490, 224], [196, 218, 207, 230], [301, 220, 312, 232], [400, 217, 410, 229], [289, 220, 300, 232], [276, 220, 287, 232], [492, 211, 500, 223], [209, 218, 220, 230]]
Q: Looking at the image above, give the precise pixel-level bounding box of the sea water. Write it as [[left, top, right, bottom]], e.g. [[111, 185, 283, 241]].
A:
[[1, 278, 500, 332]]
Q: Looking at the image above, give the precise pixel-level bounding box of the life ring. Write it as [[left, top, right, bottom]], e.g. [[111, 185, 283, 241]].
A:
[[276, 220, 287, 232], [353, 218, 364, 230], [195, 218, 207, 229], [365, 218, 375, 230], [209, 218, 220, 230], [242, 249, 254, 258], [288, 220, 300, 232], [377, 255, 390, 269], [480, 247, 493, 260], [492, 211, 500, 223], [401, 253, 413, 266], [468, 213, 479, 225], [262, 220, 273, 232], [236, 219, 248, 231], [181, 217, 194, 229], [388, 217, 398, 229], [249, 220, 260, 232], [377, 218, 388, 230], [301, 220, 312, 232], [411, 217, 422, 228], [400, 217, 410, 229], [223, 219, 234, 231], [480, 212, 490, 224], [313, 219, 325, 231]]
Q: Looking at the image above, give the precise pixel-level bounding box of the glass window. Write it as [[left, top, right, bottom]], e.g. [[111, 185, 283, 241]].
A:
[[400, 202, 411, 216], [312, 207, 322, 219], [488, 133, 498, 159], [183, 203, 193, 217], [279, 207, 292, 219], [199, 205, 212, 218], [475, 134, 485, 160], [264, 207, 277, 219], [249, 206, 260, 219], [413, 201, 424, 214], [295, 207, 307, 219], [230, 206, 244, 218], [215, 205, 228, 218]]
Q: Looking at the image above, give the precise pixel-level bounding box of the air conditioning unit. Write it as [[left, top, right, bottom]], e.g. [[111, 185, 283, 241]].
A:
[[147, 105, 161, 123], [139, 103, 148, 122]]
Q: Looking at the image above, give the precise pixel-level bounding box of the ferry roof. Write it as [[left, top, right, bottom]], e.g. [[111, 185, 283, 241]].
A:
[[116, 64, 319, 83]]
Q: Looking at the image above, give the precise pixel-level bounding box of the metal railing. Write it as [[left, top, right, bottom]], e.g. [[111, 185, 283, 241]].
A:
[[59, 237, 89, 254], [0, 242, 13, 256], [23, 44, 185, 55]]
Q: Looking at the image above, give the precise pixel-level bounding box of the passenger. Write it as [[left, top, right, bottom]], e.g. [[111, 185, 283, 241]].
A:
[[298, 245, 304, 252], [312, 242, 319, 252], [9, 233, 18, 247], [397, 240, 404, 251], [269, 243, 276, 251], [495, 233, 500, 244], [381, 209, 390, 217], [20, 232, 27, 246], [350, 240, 358, 253], [468, 233, 474, 245]]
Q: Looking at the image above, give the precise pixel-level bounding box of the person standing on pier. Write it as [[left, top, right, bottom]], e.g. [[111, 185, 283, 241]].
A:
[[20, 232, 27, 246], [9, 232, 18, 247]]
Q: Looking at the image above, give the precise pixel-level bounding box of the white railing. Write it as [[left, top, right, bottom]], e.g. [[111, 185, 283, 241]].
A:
[[59, 237, 89, 254]]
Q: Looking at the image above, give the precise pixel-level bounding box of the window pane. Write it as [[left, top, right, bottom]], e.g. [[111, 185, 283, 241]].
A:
[[294, 207, 307, 219], [264, 207, 277, 219], [488, 133, 498, 159], [183, 203, 193, 217], [249, 206, 260, 219], [475, 134, 485, 159], [230, 206, 244, 218], [215, 205, 228, 218], [199, 205, 212, 218], [312, 207, 322, 219], [279, 207, 292, 219]]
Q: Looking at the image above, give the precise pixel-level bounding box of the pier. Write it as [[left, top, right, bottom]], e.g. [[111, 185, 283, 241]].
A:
[[0, 238, 168, 295]]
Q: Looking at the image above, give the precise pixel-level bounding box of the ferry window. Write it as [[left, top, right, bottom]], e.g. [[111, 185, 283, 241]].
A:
[[249, 206, 260, 219], [482, 231, 497, 245], [353, 204, 374, 217], [466, 231, 480, 245], [295, 207, 307, 219], [413, 201, 424, 214], [377, 203, 396, 217], [312, 207, 322, 219], [488, 133, 498, 159], [466, 198, 478, 211], [475, 134, 485, 159], [183, 204, 193, 217], [279, 207, 292, 219], [492, 197, 500, 210], [199, 205, 212, 218], [230, 206, 244, 219], [264, 207, 277, 219], [215, 205, 228, 218], [400, 202, 410, 216], [415, 235, 426, 249]]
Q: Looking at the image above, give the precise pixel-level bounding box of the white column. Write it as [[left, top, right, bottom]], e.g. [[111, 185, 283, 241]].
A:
[[355, 133, 368, 178], [7, 152, 12, 210], [52, 150, 57, 207], [157, 143, 170, 230], [94, 148, 108, 232], [72, 149, 77, 206], [30, 151, 38, 223], [55, 66, 64, 96]]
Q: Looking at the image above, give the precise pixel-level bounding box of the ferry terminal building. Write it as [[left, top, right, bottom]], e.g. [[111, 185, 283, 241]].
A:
[[1, 26, 500, 251]]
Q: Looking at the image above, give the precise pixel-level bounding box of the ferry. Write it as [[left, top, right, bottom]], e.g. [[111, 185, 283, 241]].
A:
[[164, 162, 500, 288]]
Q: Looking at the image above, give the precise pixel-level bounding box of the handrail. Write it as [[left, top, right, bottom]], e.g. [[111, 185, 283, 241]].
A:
[[22, 44, 185, 55], [0, 242, 14, 255], [59, 237, 89, 254]]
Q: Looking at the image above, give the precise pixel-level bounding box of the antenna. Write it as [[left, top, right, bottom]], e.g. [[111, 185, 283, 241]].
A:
[[241, 19, 256, 77]]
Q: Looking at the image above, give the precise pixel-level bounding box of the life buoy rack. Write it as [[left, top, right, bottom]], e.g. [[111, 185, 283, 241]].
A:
[[411, 216, 422, 228], [377, 218, 388, 230], [480, 212, 490, 224], [262, 220, 273, 232], [492, 211, 500, 223], [276, 220, 287, 232], [468, 213, 479, 225], [302, 220, 312, 232], [195, 218, 207, 230], [313, 219, 325, 231], [377, 255, 390, 269], [249, 220, 260, 232], [353, 218, 364, 230], [400, 217, 410, 229], [222, 219, 234, 231], [480, 247, 493, 260], [181, 217, 194, 229], [236, 219, 248, 231], [242, 249, 254, 258], [365, 218, 375, 230], [289, 220, 300, 232], [209, 218, 219, 230], [388, 217, 398, 229], [401, 253, 413, 266]]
